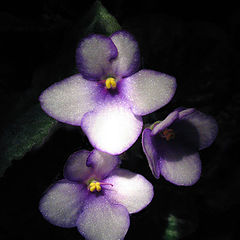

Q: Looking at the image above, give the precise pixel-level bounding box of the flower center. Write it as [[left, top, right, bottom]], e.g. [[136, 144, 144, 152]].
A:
[[160, 128, 175, 141], [105, 77, 117, 89], [88, 180, 113, 192]]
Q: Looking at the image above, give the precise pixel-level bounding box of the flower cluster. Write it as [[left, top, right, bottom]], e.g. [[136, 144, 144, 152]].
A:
[[39, 31, 218, 240]]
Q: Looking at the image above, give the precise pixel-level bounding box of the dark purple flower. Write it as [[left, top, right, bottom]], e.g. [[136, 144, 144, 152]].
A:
[[39, 149, 154, 240], [142, 108, 218, 186], [39, 31, 176, 155]]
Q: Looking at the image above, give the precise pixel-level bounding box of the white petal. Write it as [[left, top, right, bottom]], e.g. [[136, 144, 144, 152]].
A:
[[111, 31, 140, 77], [39, 74, 99, 125], [87, 149, 120, 179], [104, 169, 154, 214], [64, 150, 92, 182], [122, 69, 176, 116], [81, 101, 143, 155], [39, 180, 87, 228], [77, 195, 130, 240], [161, 152, 201, 186], [76, 34, 117, 80]]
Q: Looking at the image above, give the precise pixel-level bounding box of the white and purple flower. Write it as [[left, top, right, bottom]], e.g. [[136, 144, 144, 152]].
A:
[[142, 108, 218, 186], [39, 31, 176, 155], [39, 149, 153, 240]]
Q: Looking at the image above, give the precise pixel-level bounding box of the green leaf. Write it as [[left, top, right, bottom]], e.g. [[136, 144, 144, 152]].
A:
[[84, 0, 121, 36], [164, 214, 180, 240], [163, 212, 198, 240], [0, 1, 121, 177], [0, 104, 57, 177]]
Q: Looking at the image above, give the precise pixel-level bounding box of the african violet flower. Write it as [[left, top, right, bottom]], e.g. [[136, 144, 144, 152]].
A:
[[39, 31, 176, 154], [142, 108, 218, 186], [39, 149, 153, 240]]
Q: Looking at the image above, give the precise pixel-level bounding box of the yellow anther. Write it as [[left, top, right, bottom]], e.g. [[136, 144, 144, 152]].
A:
[[89, 185, 96, 192], [96, 184, 102, 192], [105, 77, 117, 89], [88, 181, 102, 192], [89, 182, 95, 188], [110, 78, 116, 89]]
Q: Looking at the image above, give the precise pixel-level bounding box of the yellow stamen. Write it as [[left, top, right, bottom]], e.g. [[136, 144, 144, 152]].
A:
[[88, 180, 113, 192], [105, 77, 117, 89], [95, 183, 102, 192], [88, 181, 102, 192], [161, 128, 175, 141]]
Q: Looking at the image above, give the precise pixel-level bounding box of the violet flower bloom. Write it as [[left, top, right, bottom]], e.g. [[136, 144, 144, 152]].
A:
[[39, 31, 176, 155], [39, 149, 153, 240], [142, 108, 218, 186]]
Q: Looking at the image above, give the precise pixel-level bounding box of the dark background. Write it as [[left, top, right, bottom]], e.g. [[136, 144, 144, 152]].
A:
[[0, 1, 240, 239]]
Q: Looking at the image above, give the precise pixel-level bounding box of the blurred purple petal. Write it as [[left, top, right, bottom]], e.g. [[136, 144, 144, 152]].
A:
[[39, 179, 88, 228], [170, 117, 200, 151], [122, 70, 176, 116], [160, 147, 201, 186], [142, 128, 161, 178], [76, 34, 117, 80], [39, 74, 100, 126], [76, 195, 130, 240], [181, 110, 218, 150], [178, 108, 195, 119], [110, 31, 140, 77], [104, 169, 154, 214], [63, 150, 92, 182], [151, 110, 179, 135], [86, 149, 120, 179], [81, 100, 143, 155]]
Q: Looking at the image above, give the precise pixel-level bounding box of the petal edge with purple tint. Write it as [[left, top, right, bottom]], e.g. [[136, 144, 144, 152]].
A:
[[39, 179, 88, 228], [64, 150, 92, 182], [104, 169, 154, 214], [142, 128, 161, 178], [181, 110, 218, 150], [160, 151, 201, 186], [81, 101, 143, 155], [151, 110, 179, 135], [39, 74, 99, 126], [76, 34, 117, 80], [122, 69, 177, 116], [86, 149, 120, 179], [77, 195, 130, 240], [110, 31, 140, 78], [178, 108, 195, 119]]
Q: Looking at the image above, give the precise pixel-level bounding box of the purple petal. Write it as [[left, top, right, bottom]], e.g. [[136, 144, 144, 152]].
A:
[[151, 110, 179, 135], [86, 149, 120, 179], [121, 70, 177, 116], [64, 150, 93, 182], [76, 34, 117, 80], [39, 179, 88, 228], [104, 169, 154, 214], [180, 110, 218, 150], [171, 117, 200, 151], [110, 31, 140, 77], [178, 108, 195, 119], [81, 100, 143, 155], [160, 147, 201, 186], [39, 74, 100, 126], [76, 195, 130, 240], [142, 128, 161, 178]]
